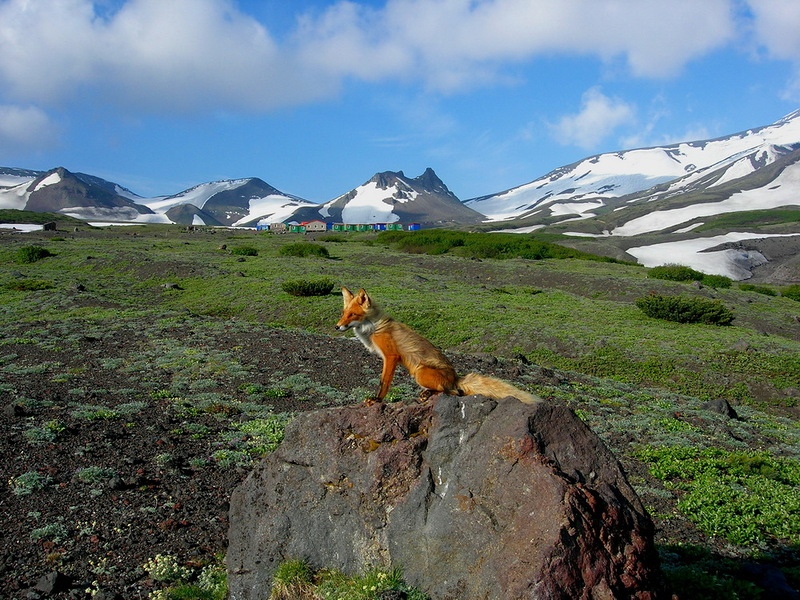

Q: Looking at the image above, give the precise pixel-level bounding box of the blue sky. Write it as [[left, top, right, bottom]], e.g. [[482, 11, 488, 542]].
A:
[[1, 0, 799, 202]]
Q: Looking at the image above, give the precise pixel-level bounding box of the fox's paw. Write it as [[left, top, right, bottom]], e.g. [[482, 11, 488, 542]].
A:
[[417, 389, 436, 403], [364, 397, 383, 407]]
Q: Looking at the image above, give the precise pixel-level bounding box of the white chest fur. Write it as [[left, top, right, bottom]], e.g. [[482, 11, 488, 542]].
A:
[[353, 320, 382, 357]]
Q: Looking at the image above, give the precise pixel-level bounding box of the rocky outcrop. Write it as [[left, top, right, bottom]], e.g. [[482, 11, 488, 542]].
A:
[[227, 396, 666, 599]]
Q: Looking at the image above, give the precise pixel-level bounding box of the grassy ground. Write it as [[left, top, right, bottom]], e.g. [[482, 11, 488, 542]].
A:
[[1, 223, 799, 598]]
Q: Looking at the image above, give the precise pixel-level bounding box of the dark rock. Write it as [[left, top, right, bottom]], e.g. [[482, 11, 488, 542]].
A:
[[702, 398, 739, 420], [228, 396, 666, 599], [33, 571, 72, 595], [740, 562, 799, 600], [378, 591, 407, 600], [4, 402, 26, 417]]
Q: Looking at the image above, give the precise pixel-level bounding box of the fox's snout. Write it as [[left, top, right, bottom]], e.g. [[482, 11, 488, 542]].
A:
[[335, 312, 359, 331], [335, 310, 364, 331]]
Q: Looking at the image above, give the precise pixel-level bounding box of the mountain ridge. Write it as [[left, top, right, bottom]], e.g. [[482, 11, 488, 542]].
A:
[[2, 109, 800, 281]]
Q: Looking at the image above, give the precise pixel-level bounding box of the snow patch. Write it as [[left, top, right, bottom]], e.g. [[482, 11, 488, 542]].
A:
[[341, 182, 401, 223], [0, 223, 43, 232], [34, 172, 61, 191], [612, 161, 800, 236], [230, 196, 308, 226], [143, 179, 249, 212], [0, 174, 35, 188], [627, 232, 796, 279]]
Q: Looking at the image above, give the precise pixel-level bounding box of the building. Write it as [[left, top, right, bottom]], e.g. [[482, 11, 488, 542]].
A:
[[302, 220, 327, 233]]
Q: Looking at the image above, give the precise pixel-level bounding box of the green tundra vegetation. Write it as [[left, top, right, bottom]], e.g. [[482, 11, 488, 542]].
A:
[[1, 222, 799, 598]]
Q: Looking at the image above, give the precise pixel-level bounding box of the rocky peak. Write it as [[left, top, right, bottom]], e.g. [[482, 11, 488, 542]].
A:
[[369, 170, 408, 190], [414, 166, 454, 197]]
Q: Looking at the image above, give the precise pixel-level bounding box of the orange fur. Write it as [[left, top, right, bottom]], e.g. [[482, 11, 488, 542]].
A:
[[336, 287, 540, 404]]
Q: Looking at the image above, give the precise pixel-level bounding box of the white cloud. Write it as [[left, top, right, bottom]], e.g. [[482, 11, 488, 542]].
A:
[[550, 88, 635, 149], [746, 0, 800, 103], [747, 0, 800, 61], [0, 0, 741, 115], [292, 0, 737, 91], [0, 0, 331, 112], [0, 104, 58, 154]]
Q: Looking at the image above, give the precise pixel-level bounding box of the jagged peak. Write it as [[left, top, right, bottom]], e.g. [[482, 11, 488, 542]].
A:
[[366, 168, 454, 197]]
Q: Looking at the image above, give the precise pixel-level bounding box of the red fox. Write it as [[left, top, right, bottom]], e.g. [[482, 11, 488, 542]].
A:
[[335, 287, 540, 405]]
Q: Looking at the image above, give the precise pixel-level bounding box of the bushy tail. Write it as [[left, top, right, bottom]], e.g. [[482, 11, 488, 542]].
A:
[[457, 373, 541, 404]]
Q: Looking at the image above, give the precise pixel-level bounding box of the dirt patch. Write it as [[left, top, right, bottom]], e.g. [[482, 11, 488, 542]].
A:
[[0, 317, 570, 598]]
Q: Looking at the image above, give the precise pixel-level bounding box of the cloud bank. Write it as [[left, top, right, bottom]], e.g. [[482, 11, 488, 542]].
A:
[[0, 0, 798, 152]]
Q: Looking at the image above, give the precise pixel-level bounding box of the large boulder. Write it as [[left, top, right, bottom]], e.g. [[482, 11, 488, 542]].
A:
[[227, 396, 666, 599]]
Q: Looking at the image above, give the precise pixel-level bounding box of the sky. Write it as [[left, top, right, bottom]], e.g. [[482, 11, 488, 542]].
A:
[[1, 0, 800, 203]]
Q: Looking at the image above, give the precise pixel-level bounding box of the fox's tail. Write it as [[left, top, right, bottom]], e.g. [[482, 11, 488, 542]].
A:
[[457, 373, 541, 404]]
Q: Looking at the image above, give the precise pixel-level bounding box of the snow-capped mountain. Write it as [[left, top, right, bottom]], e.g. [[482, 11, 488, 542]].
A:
[[466, 109, 800, 224], [464, 110, 800, 281], [141, 178, 315, 227], [0, 168, 314, 226], [0, 166, 153, 220], [289, 168, 484, 226]]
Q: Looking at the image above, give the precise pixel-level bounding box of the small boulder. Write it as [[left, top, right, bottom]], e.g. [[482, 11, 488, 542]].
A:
[[702, 398, 739, 420]]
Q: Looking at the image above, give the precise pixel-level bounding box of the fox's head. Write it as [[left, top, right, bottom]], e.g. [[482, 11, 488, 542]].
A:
[[335, 287, 373, 331]]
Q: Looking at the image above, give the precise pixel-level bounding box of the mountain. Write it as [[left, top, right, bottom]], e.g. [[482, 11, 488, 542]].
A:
[[0, 169, 314, 227], [0, 166, 479, 228], [289, 168, 484, 226], [141, 178, 315, 226], [466, 110, 800, 281], [0, 167, 153, 220], [466, 110, 800, 225]]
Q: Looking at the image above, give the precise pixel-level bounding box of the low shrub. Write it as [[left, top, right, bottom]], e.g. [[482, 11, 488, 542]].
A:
[[143, 555, 227, 600], [74, 466, 117, 485], [10, 471, 52, 495], [648, 264, 732, 288], [3, 279, 54, 291], [143, 554, 192, 582], [281, 278, 335, 297], [635, 294, 734, 325], [739, 283, 777, 296], [698, 274, 732, 289], [649, 264, 705, 282], [16, 245, 54, 263], [782, 284, 800, 302], [230, 246, 258, 256], [376, 230, 625, 263], [278, 242, 330, 258]]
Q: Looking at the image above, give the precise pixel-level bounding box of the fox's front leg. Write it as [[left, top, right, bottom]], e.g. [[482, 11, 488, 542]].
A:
[[367, 353, 399, 405]]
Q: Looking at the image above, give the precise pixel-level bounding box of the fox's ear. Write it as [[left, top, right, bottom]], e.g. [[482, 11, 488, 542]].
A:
[[341, 287, 353, 306], [355, 288, 371, 307]]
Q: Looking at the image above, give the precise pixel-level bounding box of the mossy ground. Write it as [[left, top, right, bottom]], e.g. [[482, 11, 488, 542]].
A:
[[1, 224, 798, 598]]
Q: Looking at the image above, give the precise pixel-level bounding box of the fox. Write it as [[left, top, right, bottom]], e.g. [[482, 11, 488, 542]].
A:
[[335, 287, 540, 405]]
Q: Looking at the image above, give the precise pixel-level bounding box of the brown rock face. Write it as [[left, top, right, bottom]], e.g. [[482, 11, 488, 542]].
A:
[[227, 396, 666, 599]]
